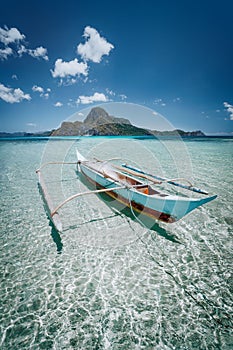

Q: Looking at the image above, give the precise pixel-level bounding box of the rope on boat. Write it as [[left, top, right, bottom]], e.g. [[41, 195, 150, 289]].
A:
[[127, 188, 149, 231]]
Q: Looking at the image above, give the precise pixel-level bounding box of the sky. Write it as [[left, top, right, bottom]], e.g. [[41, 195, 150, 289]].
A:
[[1, 0, 233, 135]]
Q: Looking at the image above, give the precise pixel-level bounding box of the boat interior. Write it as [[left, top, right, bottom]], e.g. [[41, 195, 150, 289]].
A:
[[99, 163, 162, 196], [83, 162, 169, 197]]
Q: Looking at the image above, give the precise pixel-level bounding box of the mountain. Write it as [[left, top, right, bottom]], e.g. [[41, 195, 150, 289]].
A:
[[151, 129, 205, 137], [83, 107, 131, 126], [52, 107, 206, 137], [0, 130, 53, 138], [52, 107, 151, 136], [0, 107, 206, 137], [51, 121, 84, 136]]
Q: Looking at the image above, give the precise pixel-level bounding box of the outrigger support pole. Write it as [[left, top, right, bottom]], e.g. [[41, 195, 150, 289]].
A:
[[51, 186, 127, 217], [36, 161, 78, 173], [36, 169, 63, 232], [36, 161, 79, 232], [51, 183, 145, 218], [121, 164, 209, 195]]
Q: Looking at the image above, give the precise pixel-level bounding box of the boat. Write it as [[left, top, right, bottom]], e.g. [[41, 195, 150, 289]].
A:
[[36, 151, 217, 232], [76, 150, 217, 224]]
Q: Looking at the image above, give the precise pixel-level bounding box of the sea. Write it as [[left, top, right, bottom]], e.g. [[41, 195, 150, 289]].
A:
[[0, 136, 232, 349]]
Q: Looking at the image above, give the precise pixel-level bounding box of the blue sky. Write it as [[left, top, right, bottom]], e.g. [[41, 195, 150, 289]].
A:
[[1, 0, 233, 134]]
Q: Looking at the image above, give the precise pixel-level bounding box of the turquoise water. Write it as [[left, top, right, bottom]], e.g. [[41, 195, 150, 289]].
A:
[[0, 136, 232, 349]]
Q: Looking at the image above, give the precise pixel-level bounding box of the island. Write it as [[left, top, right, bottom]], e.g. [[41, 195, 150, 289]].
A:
[[0, 107, 205, 138], [52, 107, 205, 137]]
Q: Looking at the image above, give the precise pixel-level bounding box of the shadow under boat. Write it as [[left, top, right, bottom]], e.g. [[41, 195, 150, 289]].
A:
[[50, 224, 63, 253], [76, 171, 181, 244]]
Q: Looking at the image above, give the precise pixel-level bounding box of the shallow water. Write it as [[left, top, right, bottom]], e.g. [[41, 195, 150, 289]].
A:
[[0, 136, 232, 349]]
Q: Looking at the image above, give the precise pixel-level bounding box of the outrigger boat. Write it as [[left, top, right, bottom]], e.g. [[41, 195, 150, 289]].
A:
[[36, 151, 217, 232]]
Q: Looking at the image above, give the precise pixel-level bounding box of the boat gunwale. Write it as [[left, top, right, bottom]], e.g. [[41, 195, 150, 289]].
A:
[[79, 161, 204, 202]]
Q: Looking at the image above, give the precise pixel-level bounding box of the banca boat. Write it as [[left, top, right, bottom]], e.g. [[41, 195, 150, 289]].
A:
[[36, 151, 217, 232], [76, 151, 217, 225]]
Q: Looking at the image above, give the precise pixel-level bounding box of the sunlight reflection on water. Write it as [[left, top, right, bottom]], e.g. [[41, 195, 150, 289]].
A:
[[0, 136, 232, 349]]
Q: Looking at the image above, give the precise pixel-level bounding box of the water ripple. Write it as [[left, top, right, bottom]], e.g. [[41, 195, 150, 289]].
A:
[[0, 139, 232, 349]]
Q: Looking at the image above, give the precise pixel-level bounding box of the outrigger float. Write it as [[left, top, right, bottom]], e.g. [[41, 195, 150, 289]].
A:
[[36, 150, 217, 232]]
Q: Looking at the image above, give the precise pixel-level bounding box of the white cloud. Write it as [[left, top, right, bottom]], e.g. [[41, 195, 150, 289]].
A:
[[0, 26, 49, 61], [77, 92, 108, 105], [32, 85, 50, 99], [26, 123, 36, 127], [18, 45, 49, 60], [0, 26, 25, 45], [154, 98, 166, 107], [173, 97, 181, 102], [77, 26, 114, 63], [69, 78, 78, 85], [224, 102, 233, 120], [58, 77, 80, 86], [154, 98, 162, 104], [28, 46, 48, 61], [119, 94, 127, 100], [32, 85, 44, 93], [0, 47, 13, 60], [105, 89, 127, 101], [17, 45, 27, 56], [0, 83, 31, 103], [51, 58, 88, 78], [54, 102, 63, 107], [106, 88, 115, 96]]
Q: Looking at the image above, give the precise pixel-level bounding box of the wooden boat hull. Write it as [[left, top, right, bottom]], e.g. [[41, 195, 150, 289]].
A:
[[80, 167, 176, 223], [77, 152, 217, 223]]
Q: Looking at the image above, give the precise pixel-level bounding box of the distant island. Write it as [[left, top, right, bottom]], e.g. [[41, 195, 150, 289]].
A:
[[0, 107, 205, 138], [0, 130, 53, 138]]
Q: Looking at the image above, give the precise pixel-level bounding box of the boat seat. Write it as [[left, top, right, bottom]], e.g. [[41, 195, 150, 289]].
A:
[[136, 185, 149, 194]]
